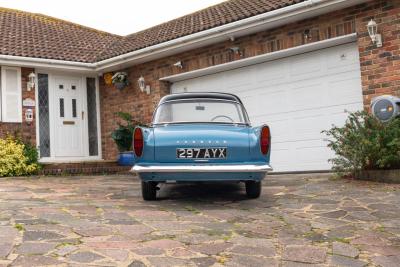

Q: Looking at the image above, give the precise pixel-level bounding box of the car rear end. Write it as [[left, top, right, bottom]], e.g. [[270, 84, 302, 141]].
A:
[[131, 93, 272, 200], [133, 124, 271, 182]]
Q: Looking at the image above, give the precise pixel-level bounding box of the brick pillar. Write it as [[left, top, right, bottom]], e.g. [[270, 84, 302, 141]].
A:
[[357, 0, 400, 109], [21, 67, 36, 145]]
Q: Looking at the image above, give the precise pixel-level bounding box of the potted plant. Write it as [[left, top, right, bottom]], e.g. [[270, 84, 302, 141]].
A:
[[111, 112, 143, 166], [112, 72, 129, 90]]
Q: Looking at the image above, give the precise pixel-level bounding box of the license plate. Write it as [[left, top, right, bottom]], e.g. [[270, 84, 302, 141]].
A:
[[177, 148, 227, 159]]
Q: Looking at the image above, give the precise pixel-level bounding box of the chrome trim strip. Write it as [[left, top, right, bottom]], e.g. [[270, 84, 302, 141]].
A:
[[161, 98, 241, 104], [131, 164, 273, 173]]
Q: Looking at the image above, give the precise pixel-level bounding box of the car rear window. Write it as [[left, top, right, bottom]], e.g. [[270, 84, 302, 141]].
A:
[[153, 99, 248, 124]]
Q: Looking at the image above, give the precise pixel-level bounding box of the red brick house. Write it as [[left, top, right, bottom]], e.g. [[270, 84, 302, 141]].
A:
[[0, 0, 398, 172]]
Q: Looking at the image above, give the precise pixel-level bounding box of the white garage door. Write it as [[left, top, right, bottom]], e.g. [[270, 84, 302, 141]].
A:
[[171, 43, 363, 172]]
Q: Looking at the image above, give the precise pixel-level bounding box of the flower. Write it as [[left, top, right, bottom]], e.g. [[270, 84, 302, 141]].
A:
[[111, 72, 128, 84]]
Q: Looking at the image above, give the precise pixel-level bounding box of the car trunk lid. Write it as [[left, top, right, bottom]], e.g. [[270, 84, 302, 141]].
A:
[[154, 124, 250, 163]]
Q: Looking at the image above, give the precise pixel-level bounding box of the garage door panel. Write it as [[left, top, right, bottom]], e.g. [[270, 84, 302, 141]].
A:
[[273, 138, 335, 170], [293, 114, 326, 138], [171, 43, 363, 172], [248, 105, 353, 142], [241, 83, 287, 97], [255, 63, 287, 84], [290, 54, 323, 77], [248, 90, 287, 115], [326, 44, 361, 71], [223, 72, 254, 91], [327, 78, 363, 104], [267, 120, 292, 143], [290, 83, 328, 111]]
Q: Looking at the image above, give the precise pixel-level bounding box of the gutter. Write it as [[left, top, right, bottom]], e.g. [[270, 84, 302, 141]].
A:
[[0, 54, 95, 72], [0, 0, 369, 72], [94, 0, 368, 72], [160, 33, 358, 83]]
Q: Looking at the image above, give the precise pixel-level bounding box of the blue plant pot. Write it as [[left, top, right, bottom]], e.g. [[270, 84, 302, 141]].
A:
[[114, 82, 127, 90], [118, 151, 135, 166]]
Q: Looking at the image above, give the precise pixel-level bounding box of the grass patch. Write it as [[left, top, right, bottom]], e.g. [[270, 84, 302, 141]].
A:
[[376, 225, 386, 233], [185, 206, 201, 214], [332, 237, 350, 244], [56, 242, 73, 248], [61, 207, 70, 213], [217, 255, 229, 264], [144, 234, 176, 241], [96, 207, 104, 214], [14, 223, 25, 232]]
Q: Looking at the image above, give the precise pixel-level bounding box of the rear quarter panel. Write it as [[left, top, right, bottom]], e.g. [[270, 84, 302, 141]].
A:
[[136, 127, 155, 163], [249, 125, 271, 163]]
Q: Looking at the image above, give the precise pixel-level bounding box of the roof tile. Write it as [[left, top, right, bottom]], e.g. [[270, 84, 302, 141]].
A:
[[0, 0, 305, 63]]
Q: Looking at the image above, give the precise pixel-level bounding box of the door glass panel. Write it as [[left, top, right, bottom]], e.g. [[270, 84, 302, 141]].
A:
[[59, 98, 64, 117], [72, 99, 77, 118], [86, 78, 98, 156], [38, 74, 50, 157]]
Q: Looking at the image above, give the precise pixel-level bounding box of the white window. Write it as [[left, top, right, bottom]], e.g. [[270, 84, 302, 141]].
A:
[[0, 66, 22, 122]]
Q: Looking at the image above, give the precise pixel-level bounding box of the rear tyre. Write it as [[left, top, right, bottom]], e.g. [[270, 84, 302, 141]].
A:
[[141, 182, 157, 201], [245, 181, 262, 199]]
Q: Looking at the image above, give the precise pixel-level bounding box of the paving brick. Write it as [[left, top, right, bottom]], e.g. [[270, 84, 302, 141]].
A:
[[283, 245, 327, 264], [0, 174, 398, 266], [332, 242, 360, 258]]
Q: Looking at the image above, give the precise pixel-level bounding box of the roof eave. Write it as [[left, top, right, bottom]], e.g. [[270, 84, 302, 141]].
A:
[[0, 0, 370, 72], [94, 0, 369, 72], [0, 54, 96, 73]]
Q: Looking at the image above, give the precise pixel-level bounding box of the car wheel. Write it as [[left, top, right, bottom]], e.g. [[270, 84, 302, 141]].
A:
[[141, 181, 157, 201], [245, 181, 262, 199]]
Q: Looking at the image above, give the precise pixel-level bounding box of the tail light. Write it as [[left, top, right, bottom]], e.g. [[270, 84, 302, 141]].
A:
[[260, 126, 271, 155], [134, 128, 144, 157]]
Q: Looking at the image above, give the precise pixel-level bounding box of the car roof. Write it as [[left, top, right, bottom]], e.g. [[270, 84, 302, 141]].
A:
[[159, 92, 243, 105]]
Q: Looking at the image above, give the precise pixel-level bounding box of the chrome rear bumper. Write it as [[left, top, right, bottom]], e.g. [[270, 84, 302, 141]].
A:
[[131, 164, 273, 173]]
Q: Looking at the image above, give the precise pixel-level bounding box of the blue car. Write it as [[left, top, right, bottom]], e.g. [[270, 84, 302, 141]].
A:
[[131, 93, 272, 200]]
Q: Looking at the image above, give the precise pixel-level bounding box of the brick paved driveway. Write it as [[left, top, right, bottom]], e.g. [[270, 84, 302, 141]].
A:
[[0, 174, 399, 266]]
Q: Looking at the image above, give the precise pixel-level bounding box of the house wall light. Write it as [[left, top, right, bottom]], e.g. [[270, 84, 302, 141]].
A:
[[367, 19, 383, 48], [229, 47, 241, 54], [173, 61, 183, 69], [304, 29, 312, 42], [137, 76, 151, 95], [27, 72, 36, 91]]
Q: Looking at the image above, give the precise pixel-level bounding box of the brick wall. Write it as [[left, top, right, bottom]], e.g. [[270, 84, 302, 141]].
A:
[[0, 67, 36, 145], [99, 0, 400, 160], [356, 0, 400, 107]]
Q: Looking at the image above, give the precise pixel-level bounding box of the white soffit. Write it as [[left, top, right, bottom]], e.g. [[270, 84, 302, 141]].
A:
[[160, 33, 358, 83]]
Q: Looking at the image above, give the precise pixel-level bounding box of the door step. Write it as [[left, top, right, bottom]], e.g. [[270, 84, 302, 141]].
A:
[[39, 161, 132, 175]]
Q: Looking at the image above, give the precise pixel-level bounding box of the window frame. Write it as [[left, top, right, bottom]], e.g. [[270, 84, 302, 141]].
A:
[[152, 98, 250, 126], [0, 66, 22, 123]]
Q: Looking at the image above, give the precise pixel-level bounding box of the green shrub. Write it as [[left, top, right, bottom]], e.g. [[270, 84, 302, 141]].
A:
[[323, 111, 400, 176], [22, 142, 41, 168], [0, 137, 41, 177], [111, 112, 144, 152]]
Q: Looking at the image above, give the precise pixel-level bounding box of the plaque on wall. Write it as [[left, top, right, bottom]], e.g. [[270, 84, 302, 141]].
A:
[[23, 98, 35, 107]]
